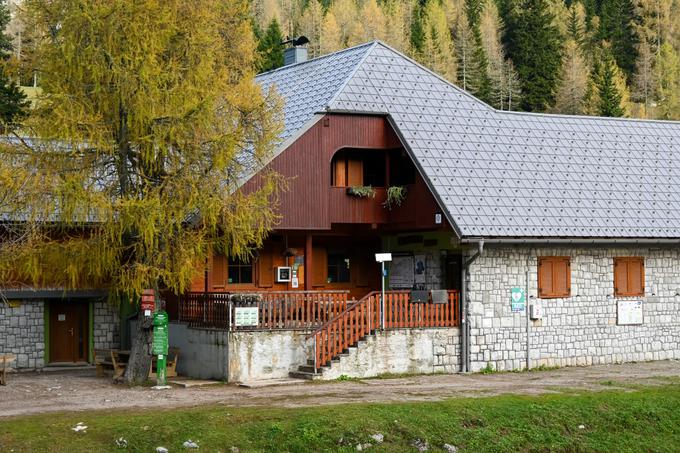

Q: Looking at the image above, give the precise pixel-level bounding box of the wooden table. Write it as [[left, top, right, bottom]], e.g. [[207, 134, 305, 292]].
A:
[[0, 354, 16, 385]]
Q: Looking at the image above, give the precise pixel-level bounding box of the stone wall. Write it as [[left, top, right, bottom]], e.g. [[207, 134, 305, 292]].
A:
[[228, 330, 309, 382], [320, 328, 460, 380], [467, 246, 680, 372], [93, 300, 120, 350], [0, 300, 45, 369]]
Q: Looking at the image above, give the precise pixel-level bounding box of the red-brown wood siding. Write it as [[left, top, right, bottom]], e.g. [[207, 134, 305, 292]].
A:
[[243, 114, 444, 230]]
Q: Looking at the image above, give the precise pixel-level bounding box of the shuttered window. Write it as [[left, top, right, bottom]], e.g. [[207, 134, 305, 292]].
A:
[[614, 257, 645, 297], [538, 256, 571, 298]]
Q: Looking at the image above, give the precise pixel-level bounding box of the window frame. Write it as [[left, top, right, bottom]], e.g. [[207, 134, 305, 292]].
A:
[[613, 257, 645, 297], [537, 256, 571, 299], [326, 253, 351, 284], [227, 256, 253, 285]]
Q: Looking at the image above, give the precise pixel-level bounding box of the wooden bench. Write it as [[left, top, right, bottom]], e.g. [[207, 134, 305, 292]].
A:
[[149, 347, 180, 379], [94, 349, 128, 380], [0, 354, 16, 386]]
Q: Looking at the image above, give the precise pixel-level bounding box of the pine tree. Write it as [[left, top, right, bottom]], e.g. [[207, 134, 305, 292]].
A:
[[257, 18, 285, 72], [503, 0, 563, 111], [597, 0, 639, 79]]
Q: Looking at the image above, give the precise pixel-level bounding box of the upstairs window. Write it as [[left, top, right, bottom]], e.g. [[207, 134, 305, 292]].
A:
[[327, 253, 351, 283], [228, 257, 253, 284], [331, 149, 385, 187], [538, 256, 571, 298], [614, 257, 645, 297]]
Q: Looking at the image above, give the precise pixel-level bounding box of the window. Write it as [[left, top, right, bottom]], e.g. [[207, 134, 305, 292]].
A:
[[614, 257, 644, 297], [327, 253, 351, 283], [538, 256, 571, 298], [331, 149, 386, 187], [228, 257, 253, 284]]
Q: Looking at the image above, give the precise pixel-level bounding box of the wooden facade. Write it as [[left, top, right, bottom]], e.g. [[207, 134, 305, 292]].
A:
[[192, 114, 452, 299]]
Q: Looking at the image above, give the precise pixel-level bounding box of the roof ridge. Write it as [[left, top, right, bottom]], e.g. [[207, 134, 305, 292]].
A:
[[497, 108, 680, 126], [255, 41, 376, 79], [323, 42, 380, 110]]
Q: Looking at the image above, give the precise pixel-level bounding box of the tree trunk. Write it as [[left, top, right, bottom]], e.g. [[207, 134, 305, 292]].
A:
[[122, 313, 153, 384]]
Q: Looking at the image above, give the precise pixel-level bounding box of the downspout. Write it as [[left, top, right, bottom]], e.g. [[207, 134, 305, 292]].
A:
[[525, 250, 531, 371], [460, 240, 484, 373]]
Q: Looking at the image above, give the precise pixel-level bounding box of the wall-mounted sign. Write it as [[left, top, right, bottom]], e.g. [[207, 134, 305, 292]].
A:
[[58, 314, 66, 321], [618, 300, 643, 325], [389, 255, 414, 289], [291, 277, 299, 288], [510, 287, 526, 312], [435, 213, 442, 224], [276, 266, 292, 282], [234, 307, 259, 327]]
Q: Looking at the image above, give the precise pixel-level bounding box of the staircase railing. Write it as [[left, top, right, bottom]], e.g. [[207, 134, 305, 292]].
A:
[[309, 290, 460, 370]]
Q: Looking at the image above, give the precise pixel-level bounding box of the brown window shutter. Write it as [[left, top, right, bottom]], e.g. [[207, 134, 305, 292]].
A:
[[626, 258, 644, 296], [347, 158, 363, 186], [553, 258, 570, 297], [333, 157, 347, 187], [538, 258, 553, 297], [614, 258, 626, 295], [212, 254, 227, 288]]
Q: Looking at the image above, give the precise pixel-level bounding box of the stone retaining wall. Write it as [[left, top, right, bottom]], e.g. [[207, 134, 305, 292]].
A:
[[467, 246, 680, 372]]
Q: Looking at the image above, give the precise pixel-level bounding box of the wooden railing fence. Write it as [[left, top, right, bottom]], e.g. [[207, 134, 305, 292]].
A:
[[311, 290, 460, 369], [179, 291, 350, 330]]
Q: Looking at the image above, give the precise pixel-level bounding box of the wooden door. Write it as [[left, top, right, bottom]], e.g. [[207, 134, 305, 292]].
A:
[[49, 301, 88, 363]]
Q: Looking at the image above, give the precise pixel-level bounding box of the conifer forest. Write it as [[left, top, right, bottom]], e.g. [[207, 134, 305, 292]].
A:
[[251, 0, 680, 120]]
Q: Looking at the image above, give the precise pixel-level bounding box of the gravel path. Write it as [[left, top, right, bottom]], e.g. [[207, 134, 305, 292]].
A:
[[2, 360, 679, 418]]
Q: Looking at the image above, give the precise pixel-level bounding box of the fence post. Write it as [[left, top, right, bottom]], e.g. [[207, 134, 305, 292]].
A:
[[313, 335, 317, 374]]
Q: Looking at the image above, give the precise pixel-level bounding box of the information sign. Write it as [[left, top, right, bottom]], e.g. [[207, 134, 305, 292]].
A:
[[617, 300, 643, 325], [234, 307, 259, 327], [510, 287, 526, 312]]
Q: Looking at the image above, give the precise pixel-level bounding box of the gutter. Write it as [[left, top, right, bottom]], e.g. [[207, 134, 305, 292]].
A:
[[460, 240, 484, 373], [460, 237, 680, 245]]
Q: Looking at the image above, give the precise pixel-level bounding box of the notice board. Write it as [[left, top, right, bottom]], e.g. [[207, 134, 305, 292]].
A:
[[617, 300, 643, 325], [390, 255, 414, 289]]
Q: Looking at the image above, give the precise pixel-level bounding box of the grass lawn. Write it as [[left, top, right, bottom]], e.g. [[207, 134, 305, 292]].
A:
[[3, 383, 680, 452]]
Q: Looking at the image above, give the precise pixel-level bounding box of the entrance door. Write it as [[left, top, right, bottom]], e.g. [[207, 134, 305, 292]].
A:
[[49, 301, 88, 363]]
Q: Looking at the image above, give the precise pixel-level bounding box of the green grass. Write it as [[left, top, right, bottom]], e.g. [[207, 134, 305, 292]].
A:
[[3, 384, 680, 452]]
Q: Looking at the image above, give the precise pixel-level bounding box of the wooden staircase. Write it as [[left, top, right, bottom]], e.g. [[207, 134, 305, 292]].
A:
[[290, 290, 460, 380]]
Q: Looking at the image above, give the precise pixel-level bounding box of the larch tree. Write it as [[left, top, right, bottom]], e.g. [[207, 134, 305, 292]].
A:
[[553, 39, 589, 114], [299, 0, 324, 58], [320, 9, 343, 54], [421, 0, 457, 83], [503, 0, 563, 111], [382, 0, 415, 53], [325, 0, 362, 49], [454, 8, 475, 91], [656, 42, 680, 119], [359, 0, 388, 43], [7, 0, 283, 383]]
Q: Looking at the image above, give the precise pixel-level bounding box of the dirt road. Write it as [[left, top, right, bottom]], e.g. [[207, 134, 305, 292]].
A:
[[2, 361, 679, 418]]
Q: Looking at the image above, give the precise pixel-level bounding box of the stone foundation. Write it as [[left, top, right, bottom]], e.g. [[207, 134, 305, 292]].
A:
[[467, 246, 680, 372]]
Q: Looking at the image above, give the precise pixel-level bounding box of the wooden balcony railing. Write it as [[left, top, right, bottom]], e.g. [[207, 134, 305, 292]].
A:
[[179, 291, 350, 330], [310, 290, 460, 370]]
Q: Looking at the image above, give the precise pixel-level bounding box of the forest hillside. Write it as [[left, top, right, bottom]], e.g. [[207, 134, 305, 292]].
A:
[[251, 0, 680, 120]]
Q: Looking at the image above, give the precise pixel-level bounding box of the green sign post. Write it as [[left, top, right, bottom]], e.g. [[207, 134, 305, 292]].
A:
[[510, 287, 526, 312], [152, 311, 169, 386]]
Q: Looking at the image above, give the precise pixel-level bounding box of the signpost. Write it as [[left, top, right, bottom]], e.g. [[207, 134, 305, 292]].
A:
[[152, 310, 169, 386], [510, 287, 526, 312], [375, 253, 392, 330], [141, 289, 155, 317]]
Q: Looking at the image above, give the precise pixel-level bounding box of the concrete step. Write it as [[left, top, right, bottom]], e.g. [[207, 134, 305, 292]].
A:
[[289, 370, 324, 380]]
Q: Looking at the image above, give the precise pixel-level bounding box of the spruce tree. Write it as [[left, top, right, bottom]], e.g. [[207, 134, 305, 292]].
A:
[[592, 51, 626, 117], [257, 18, 285, 72], [410, 2, 425, 56], [503, 0, 563, 111], [597, 0, 639, 79]]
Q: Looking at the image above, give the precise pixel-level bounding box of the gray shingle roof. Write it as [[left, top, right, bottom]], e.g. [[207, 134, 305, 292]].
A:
[[258, 41, 680, 239]]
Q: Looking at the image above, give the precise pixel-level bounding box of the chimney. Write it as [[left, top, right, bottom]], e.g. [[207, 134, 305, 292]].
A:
[[282, 36, 310, 66]]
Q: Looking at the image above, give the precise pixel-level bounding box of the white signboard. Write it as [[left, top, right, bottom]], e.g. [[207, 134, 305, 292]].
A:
[[234, 307, 259, 327], [617, 300, 643, 325], [389, 255, 414, 289]]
